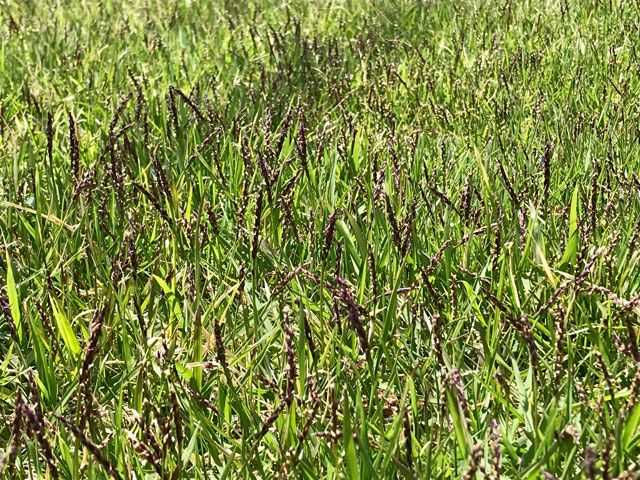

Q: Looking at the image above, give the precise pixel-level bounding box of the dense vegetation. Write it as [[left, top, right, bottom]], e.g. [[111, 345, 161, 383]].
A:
[[2, 0, 640, 478]]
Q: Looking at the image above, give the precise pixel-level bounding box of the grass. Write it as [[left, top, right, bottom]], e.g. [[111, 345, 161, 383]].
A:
[[1, 0, 640, 478]]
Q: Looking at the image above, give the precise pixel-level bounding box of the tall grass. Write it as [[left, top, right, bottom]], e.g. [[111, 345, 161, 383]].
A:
[[2, 0, 640, 478]]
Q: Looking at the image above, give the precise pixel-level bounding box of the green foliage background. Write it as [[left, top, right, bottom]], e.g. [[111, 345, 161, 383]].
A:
[[1, 0, 640, 478]]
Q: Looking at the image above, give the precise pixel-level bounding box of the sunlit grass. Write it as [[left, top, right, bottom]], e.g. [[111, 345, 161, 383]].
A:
[[1, 0, 640, 478]]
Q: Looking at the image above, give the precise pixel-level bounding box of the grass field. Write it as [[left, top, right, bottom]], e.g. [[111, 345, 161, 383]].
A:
[[2, 0, 640, 478]]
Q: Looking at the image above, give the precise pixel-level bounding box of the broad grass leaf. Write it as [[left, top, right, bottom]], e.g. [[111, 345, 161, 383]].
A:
[[50, 299, 80, 356], [559, 185, 580, 268], [5, 250, 21, 339]]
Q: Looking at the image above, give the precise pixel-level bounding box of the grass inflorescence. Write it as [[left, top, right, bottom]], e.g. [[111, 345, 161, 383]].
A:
[[2, 0, 640, 478]]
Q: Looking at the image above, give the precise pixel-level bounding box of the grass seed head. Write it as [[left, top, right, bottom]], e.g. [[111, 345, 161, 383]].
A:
[[334, 238, 343, 276], [150, 150, 170, 197], [46, 111, 53, 165], [334, 276, 370, 360], [22, 373, 59, 479], [79, 305, 108, 428], [68, 111, 80, 180], [252, 185, 264, 261], [490, 419, 501, 480], [0, 392, 24, 477], [461, 443, 482, 480], [322, 210, 338, 263], [170, 85, 206, 123], [460, 170, 473, 221], [368, 247, 378, 299], [214, 316, 229, 376], [284, 312, 297, 400], [0, 282, 18, 343]]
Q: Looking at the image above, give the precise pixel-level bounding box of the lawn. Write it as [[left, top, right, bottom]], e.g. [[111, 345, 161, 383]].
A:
[[1, 0, 640, 478]]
